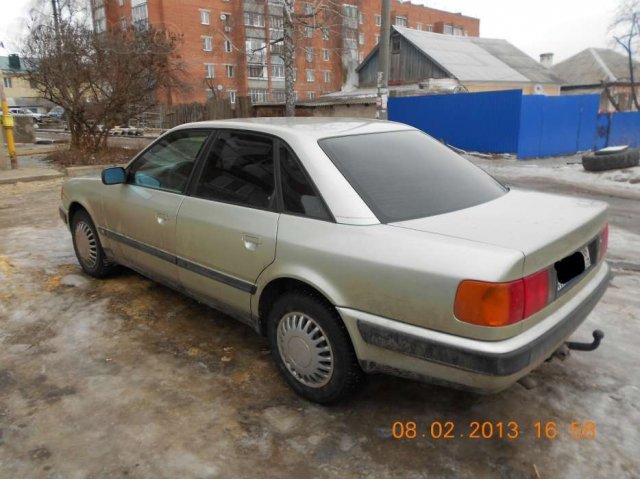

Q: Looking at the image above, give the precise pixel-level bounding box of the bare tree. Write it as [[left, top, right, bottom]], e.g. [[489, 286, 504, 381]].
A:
[[611, 0, 640, 110], [244, 0, 343, 116], [22, 13, 184, 150]]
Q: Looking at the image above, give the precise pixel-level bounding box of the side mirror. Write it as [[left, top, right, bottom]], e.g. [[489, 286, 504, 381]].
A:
[[101, 167, 126, 185]]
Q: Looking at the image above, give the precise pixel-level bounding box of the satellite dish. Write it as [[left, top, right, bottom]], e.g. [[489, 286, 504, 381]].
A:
[[533, 84, 544, 95], [220, 14, 227, 21], [217, 84, 224, 91]]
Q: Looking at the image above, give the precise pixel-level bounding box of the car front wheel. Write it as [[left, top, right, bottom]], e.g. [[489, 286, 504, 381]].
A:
[[267, 291, 363, 404], [71, 210, 116, 278]]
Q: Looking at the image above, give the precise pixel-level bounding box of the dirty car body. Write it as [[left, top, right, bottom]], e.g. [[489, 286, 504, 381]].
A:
[[59, 118, 610, 402]]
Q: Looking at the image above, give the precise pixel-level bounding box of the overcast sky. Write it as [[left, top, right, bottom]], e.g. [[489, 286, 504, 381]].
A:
[[0, 0, 620, 63]]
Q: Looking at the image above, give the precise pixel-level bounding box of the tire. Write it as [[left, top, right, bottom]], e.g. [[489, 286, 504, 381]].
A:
[[266, 291, 364, 404], [71, 210, 116, 278], [582, 148, 640, 172]]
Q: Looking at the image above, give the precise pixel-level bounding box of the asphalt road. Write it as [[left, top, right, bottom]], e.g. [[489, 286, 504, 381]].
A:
[[0, 170, 638, 477]]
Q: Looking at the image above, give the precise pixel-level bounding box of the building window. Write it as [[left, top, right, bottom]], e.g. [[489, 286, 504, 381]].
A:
[[226, 65, 234, 78], [270, 15, 284, 29], [131, 0, 148, 28], [307, 91, 316, 100], [358, 33, 364, 45], [416, 22, 423, 31], [249, 88, 269, 104], [443, 24, 453, 35], [343, 5, 358, 28], [224, 40, 232, 53], [322, 28, 329, 41], [202, 36, 213, 51], [3, 77, 12, 88], [306, 69, 315, 82], [200, 9, 210, 25], [304, 26, 313, 38], [244, 12, 265, 27], [322, 48, 330, 61], [248, 63, 267, 79], [359, 12, 364, 24], [272, 89, 286, 103], [375, 14, 381, 26], [395, 16, 407, 27], [323, 70, 331, 83], [426, 24, 433, 32], [228, 90, 236, 104], [119, 0, 124, 5], [272, 64, 285, 78], [246, 38, 266, 62], [204, 64, 215, 79], [375, 34, 380, 44], [94, 5, 106, 33], [121, 16, 128, 30], [305, 47, 314, 63], [392, 36, 400, 53]]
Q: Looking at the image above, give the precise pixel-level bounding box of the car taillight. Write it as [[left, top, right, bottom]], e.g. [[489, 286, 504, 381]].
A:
[[455, 269, 550, 327], [599, 224, 608, 261]]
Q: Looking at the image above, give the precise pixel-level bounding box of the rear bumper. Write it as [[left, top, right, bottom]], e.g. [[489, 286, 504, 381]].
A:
[[339, 261, 610, 392]]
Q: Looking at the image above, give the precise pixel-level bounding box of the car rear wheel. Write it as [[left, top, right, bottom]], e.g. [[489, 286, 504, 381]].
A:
[[71, 210, 116, 278], [267, 291, 363, 404]]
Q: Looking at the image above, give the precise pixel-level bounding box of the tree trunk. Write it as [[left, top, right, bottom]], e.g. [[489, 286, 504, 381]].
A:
[[283, 0, 296, 117], [627, 14, 640, 110]]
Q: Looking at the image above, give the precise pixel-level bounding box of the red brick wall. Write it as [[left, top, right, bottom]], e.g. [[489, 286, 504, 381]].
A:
[[100, 0, 480, 105]]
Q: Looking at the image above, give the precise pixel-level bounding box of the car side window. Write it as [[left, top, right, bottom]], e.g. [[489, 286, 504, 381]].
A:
[[193, 131, 275, 209], [127, 130, 209, 194], [279, 144, 331, 221]]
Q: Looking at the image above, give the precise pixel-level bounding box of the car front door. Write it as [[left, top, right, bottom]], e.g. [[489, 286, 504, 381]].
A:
[[100, 129, 210, 288], [175, 130, 279, 319]]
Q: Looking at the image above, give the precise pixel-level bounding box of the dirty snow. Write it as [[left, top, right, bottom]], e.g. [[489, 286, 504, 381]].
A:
[[0, 175, 639, 477]]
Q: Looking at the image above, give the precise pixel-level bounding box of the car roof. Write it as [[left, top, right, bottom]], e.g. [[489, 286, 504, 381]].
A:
[[173, 117, 414, 141]]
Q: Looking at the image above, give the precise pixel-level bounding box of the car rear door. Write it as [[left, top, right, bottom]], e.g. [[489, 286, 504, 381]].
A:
[[100, 129, 211, 288], [175, 130, 279, 318]]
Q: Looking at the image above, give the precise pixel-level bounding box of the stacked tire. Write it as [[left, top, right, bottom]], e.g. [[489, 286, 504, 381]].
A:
[[582, 147, 640, 172]]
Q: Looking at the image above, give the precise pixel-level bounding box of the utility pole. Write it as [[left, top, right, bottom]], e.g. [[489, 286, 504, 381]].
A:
[[0, 67, 17, 170], [376, 0, 391, 120]]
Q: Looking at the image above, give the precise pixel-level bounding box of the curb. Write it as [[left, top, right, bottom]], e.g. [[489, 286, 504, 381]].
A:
[[0, 171, 64, 185]]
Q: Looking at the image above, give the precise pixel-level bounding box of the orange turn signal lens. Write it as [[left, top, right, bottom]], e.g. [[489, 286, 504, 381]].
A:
[[454, 279, 524, 327], [455, 269, 551, 327]]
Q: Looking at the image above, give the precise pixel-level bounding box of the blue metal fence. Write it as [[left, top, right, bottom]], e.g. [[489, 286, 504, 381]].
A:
[[595, 112, 640, 149], [517, 95, 599, 158], [389, 90, 522, 154], [388, 90, 601, 159]]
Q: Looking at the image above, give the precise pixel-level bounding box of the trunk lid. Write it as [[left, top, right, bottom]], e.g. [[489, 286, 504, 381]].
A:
[[391, 189, 607, 277]]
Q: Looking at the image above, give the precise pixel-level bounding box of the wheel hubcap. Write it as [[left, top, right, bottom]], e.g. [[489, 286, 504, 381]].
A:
[[75, 221, 98, 269], [277, 312, 334, 388]]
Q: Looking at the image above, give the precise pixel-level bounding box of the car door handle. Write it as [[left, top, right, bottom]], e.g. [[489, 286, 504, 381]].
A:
[[156, 213, 170, 225], [242, 234, 261, 251]]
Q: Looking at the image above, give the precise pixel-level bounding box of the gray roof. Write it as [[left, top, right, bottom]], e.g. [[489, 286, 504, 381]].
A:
[[552, 48, 640, 86], [371, 26, 562, 85]]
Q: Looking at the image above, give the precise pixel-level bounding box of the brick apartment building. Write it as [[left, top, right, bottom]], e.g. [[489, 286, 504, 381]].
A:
[[93, 0, 479, 105]]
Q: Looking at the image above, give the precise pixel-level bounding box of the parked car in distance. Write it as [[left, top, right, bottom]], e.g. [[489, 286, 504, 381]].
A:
[[47, 106, 66, 121], [59, 118, 610, 403], [1, 107, 44, 123]]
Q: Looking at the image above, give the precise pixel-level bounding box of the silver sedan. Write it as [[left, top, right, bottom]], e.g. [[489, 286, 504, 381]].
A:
[[59, 118, 610, 403]]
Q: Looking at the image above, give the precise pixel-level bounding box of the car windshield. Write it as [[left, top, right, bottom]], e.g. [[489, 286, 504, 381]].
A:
[[318, 130, 507, 223]]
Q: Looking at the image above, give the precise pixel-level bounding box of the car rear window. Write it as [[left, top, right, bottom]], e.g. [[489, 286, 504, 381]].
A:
[[318, 130, 507, 223]]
